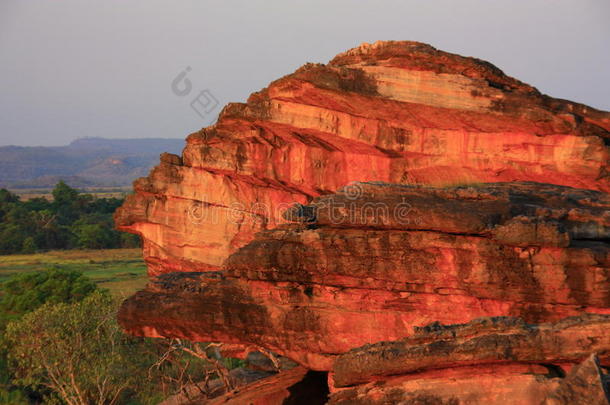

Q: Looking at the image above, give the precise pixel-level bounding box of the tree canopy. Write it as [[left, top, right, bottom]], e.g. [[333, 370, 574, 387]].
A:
[[0, 182, 139, 254], [0, 268, 99, 325], [6, 292, 139, 405]]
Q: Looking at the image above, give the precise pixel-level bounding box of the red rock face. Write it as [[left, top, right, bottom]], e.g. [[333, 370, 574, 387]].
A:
[[115, 41, 610, 275], [118, 182, 610, 371], [328, 315, 610, 404], [116, 42, 610, 404], [330, 314, 610, 388]]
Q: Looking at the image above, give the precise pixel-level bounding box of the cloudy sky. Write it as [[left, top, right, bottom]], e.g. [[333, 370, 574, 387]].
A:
[[0, 0, 608, 146]]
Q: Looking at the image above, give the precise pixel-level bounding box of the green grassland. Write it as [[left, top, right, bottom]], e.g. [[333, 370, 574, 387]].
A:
[[0, 248, 148, 297]]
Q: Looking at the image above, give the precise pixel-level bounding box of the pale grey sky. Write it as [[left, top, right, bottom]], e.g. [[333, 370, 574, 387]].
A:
[[0, 0, 608, 146]]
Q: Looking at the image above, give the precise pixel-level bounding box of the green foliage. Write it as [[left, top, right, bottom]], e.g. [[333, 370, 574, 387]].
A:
[[120, 233, 141, 249], [5, 292, 139, 405], [73, 223, 118, 249], [51, 181, 78, 207], [0, 190, 19, 205], [0, 387, 29, 404], [0, 268, 98, 327], [0, 268, 223, 404], [22, 197, 52, 212], [0, 182, 139, 254], [3, 290, 218, 405], [0, 249, 148, 298], [0, 224, 25, 255], [0, 353, 24, 404], [0, 270, 100, 403], [223, 357, 246, 369], [20, 237, 37, 254]]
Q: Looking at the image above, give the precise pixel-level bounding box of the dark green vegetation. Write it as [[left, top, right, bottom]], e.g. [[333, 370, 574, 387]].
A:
[[0, 177, 244, 403], [0, 269, 107, 403], [0, 182, 241, 404], [0, 137, 183, 189], [0, 181, 140, 254], [6, 291, 138, 405], [0, 270, 238, 404], [0, 269, 97, 327]]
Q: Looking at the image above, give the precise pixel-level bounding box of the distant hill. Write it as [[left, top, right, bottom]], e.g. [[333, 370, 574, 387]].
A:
[[0, 137, 184, 189]]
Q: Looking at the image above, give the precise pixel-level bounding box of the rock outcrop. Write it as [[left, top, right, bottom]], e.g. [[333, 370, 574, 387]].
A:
[[114, 40, 610, 275], [116, 41, 610, 404], [331, 314, 610, 388], [329, 315, 610, 404], [119, 182, 610, 371]]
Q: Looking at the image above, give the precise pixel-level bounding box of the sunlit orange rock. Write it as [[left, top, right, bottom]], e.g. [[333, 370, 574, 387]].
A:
[[331, 314, 610, 388], [328, 315, 610, 404], [118, 182, 610, 371], [115, 41, 610, 275], [116, 42, 610, 404]]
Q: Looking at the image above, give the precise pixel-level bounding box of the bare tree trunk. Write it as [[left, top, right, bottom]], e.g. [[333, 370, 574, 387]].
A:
[[175, 340, 235, 392]]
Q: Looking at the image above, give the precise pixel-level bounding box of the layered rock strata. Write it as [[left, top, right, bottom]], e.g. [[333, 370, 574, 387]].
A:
[[116, 41, 610, 404], [328, 315, 610, 404], [115, 41, 610, 275], [119, 182, 610, 371], [156, 315, 610, 404]]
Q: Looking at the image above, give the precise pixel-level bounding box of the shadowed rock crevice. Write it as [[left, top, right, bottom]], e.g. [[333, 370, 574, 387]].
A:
[[282, 371, 329, 405]]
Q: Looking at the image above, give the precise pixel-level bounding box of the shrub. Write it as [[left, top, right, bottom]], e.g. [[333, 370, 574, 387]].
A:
[[0, 268, 98, 326], [21, 237, 37, 254], [5, 292, 139, 405]]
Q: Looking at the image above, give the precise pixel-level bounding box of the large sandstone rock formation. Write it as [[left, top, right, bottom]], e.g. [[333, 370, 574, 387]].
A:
[[329, 315, 610, 404], [119, 182, 610, 371], [116, 41, 610, 403], [115, 41, 610, 275]]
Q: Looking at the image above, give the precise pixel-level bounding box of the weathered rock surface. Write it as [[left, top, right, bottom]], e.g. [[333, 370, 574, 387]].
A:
[[161, 366, 329, 405], [331, 314, 610, 387], [328, 316, 610, 404], [328, 356, 609, 405], [116, 41, 610, 404], [159, 367, 275, 405], [545, 354, 610, 405], [160, 366, 329, 405], [115, 41, 610, 275], [119, 182, 610, 371]]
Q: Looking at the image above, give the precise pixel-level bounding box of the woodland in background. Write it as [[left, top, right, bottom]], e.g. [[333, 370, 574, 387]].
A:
[[0, 181, 140, 254]]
